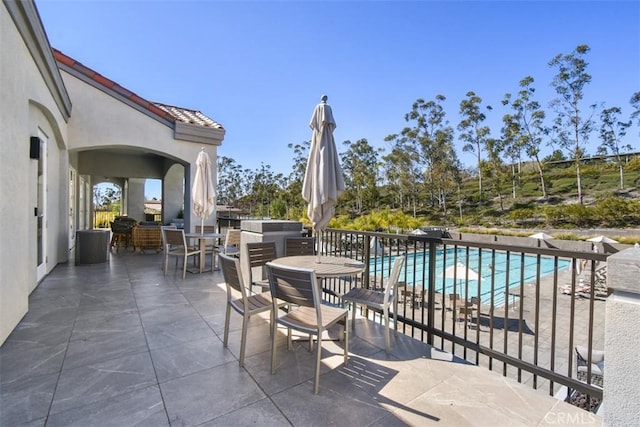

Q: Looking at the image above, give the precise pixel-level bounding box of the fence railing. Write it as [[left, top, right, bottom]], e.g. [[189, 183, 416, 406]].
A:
[[322, 228, 606, 406], [94, 212, 162, 228], [94, 211, 117, 228]]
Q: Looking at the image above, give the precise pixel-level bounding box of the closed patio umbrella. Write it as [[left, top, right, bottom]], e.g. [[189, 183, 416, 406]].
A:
[[302, 95, 345, 262], [191, 148, 216, 234]]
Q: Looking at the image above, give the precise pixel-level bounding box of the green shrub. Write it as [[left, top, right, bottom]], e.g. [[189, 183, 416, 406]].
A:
[[593, 197, 640, 227]]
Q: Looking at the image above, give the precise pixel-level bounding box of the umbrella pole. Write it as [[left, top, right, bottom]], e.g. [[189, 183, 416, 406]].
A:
[[316, 230, 321, 263], [201, 218, 204, 235]]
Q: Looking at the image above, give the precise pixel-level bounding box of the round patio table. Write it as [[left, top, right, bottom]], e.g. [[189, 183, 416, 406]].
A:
[[269, 255, 365, 279]]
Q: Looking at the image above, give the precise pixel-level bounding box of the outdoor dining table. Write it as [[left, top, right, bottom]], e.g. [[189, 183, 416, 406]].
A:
[[269, 255, 365, 280], [185, 232, 223, 273]]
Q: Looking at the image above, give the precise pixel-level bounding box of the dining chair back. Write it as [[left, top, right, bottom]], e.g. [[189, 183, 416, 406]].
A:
[[266, 262, 349, 394], [160, 225, 177, 271], [195, 225, 216, 233], [219, 253, 278, 367], [218, 228, 241, 257], [341, 255, 405, 352], [284, 237, 316, 256], [246, 241, 278, 294], [163, 229, 201, 278]]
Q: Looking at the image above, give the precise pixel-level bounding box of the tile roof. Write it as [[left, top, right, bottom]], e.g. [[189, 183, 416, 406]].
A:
[[52, 49, 223, 130]]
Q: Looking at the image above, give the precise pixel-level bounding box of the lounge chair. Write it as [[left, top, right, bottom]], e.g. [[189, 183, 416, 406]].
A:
[[575, 345, 604, 388]]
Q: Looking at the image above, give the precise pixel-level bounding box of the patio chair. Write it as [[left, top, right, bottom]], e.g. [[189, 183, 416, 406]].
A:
[[284, 237, 316, 256], [219, 254, 284, 367], [341, 255, 405, 352], [266, 262, 349, 394], [110, 219, 134, 252], [246, 241, 278, 294], [160, 225, 176, 271], [457, 306, 475, 327], [163, 228, 201, 279], [217, 228, 241, 257], [575, 345, 604, 388]]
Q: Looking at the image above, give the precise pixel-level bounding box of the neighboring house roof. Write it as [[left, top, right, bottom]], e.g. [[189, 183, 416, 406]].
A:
[[144, 203, 162, 213], [216, 205, 246, 215], [52, 49, 223, 131]]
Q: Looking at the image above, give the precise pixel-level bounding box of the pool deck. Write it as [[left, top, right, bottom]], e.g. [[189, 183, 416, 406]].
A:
[[394, 263, 605, 397]]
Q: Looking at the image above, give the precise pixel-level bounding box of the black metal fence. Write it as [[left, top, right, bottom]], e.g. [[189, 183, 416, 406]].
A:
[[321, 228, 607, 406]]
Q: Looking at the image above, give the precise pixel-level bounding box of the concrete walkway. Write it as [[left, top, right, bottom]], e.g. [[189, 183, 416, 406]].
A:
[[0, 251, 600, 426]]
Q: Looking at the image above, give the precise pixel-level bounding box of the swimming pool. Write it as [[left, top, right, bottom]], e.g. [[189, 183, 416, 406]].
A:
[[369, 248, 570, 306]]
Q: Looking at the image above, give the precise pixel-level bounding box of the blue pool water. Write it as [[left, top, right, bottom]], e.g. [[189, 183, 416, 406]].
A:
[[369, 248, 570, 306]]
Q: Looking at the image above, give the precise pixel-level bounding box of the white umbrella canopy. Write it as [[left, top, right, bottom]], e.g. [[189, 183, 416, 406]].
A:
[[587, 235, 618, 243], [529, 232, 553, 240], [191, 148, 216, 233], [302, 95, 346, 260], [440, 262, 480, 281], [410, 228, 427, 235]]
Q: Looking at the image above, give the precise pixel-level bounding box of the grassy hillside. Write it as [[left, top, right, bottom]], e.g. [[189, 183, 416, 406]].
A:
[[457, 158, 640, 228], [333, 158, 640, 235]]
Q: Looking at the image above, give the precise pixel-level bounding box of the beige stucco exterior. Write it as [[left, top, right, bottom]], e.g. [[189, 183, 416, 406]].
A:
[[0, 0, 224, 345]]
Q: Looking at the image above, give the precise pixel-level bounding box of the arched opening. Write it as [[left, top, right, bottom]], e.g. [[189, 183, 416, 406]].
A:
[[144, 179, 162, 222], [93, 181, 123, 228]]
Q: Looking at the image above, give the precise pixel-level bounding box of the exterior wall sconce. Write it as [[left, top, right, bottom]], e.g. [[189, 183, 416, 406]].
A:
[[30, 136, 41, 159]]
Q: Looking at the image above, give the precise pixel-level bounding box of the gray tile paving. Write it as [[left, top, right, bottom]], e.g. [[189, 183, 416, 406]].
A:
[[0, 250, 600, 426]]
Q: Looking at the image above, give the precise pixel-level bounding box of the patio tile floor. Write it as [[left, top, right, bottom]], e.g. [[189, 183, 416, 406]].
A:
[[0, 251, 600, 426]]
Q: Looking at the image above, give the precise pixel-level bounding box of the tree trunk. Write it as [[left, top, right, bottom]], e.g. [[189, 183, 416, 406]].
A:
[[619, 163, 624, 190], [535, 156, 547, 198], [576, 162, 583, 204], [477, 150, 483, 203], [512, 164, 517, 199], [457, 185, 463, 221]]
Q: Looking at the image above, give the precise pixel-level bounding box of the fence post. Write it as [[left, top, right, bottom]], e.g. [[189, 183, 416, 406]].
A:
[[604, 246, 640, 424], [427, 239, 437, 346]]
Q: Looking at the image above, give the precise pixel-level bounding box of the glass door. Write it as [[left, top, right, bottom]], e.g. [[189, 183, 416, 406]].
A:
[[36, 130, 47, 281], [69, 168, 76, 252]]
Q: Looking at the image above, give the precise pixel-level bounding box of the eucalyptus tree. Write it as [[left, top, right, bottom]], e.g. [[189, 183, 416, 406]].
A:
[[217, 156, 249, 206], [430, 131, 462, 218], [248, 163, 280, 217], [500, 114, 523, 198], [548, 44, 598, 205], [286, 141, 311, 217], [386, 96, 459, 215], [502, 76, 548, 198], [458, 91, 492, 203], [380, 143, 421, 216], [631, 92, 640, 131], [341, 138, 381, 214], [93, 184, 121, 211], [598, 106, 632, 189], [482, 138, 509, 212]]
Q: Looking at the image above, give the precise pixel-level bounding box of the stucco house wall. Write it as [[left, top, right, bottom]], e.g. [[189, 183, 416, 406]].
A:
[[1, 0, 71, 344]]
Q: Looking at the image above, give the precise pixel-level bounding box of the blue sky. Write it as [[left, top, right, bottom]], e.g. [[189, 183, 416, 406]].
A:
[[36, 1, 639, 200]]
